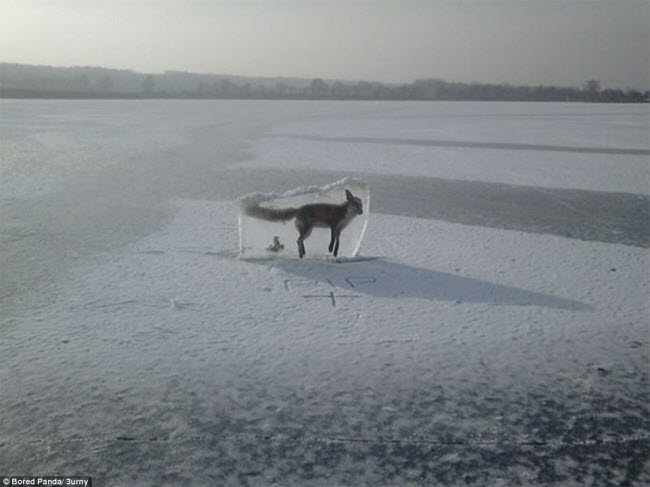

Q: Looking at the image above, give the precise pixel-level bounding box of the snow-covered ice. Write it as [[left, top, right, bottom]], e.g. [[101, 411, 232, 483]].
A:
[[242, 103, 650, 195], [1, 100, 648, 485]]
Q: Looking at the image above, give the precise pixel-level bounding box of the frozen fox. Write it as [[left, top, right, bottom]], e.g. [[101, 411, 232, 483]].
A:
[[244, 189, 363, 258]]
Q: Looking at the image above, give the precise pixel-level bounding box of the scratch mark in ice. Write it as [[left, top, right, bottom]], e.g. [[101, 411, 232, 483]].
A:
[[19, 431, 650, 449], [84, 297, 203, 311], [87, 299, 138, 309], [345, 276, 377, 288], [303, 291, 337, 307], [284, 279, 321, 292], [303, 292, 361, 307], [352, 312, 361, 328]]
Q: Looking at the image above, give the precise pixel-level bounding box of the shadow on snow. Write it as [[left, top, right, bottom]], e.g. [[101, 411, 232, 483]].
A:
[[250, 256, 591, 311]]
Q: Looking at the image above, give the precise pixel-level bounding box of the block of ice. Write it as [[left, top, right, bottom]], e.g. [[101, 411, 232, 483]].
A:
[[239, 178, 369, 259]]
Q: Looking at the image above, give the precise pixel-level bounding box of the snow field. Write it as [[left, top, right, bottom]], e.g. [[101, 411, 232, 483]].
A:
[[246, 136, 650, 195], [241, 102, 650, 195], [1, 100, 648, 484], [2, 195, 647, 483]]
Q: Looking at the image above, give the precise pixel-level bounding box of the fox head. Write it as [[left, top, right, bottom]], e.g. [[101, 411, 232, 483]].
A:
[[345, 189, 363, 215]]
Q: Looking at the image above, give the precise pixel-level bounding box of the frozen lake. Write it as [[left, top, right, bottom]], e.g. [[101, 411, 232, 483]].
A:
[[1, 100, 649, 485]]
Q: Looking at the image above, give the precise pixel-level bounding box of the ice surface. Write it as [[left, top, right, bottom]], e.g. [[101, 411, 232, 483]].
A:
[[1, 100, 649, 485], [242, 102, 650, 195], [238, 178, 370, 259]]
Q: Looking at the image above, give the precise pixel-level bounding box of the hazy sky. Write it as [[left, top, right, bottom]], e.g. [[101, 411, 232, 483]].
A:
[[1, 0, 648, 90]]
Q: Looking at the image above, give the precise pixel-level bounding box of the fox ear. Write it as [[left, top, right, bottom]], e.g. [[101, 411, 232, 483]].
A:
[[345, 189, 353, 200]]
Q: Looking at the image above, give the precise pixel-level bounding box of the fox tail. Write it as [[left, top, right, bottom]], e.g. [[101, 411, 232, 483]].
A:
[[242, 200, 297, 221]]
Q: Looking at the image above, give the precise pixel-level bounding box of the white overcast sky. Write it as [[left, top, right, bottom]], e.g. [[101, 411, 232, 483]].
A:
[[1, 0, 648, 89]]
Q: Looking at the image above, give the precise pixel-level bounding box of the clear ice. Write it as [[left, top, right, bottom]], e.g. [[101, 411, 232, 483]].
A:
[[239, 178, 370, 259]]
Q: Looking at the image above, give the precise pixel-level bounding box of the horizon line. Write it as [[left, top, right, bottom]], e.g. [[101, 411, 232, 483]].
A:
[[4, 60, 647, 93]]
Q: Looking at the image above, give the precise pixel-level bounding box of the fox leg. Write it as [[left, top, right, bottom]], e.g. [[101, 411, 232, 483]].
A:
[[296, 220, 312, 258], [329, 227, 337, 253], [329, 227, 341, 256], [298, 237, 305, 258]]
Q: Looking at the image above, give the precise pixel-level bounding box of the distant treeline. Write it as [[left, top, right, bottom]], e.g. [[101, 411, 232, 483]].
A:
[[1, 63, 647, 102]]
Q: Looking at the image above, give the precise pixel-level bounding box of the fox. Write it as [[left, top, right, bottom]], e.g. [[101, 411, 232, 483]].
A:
[[244, 189, 363, 258]]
